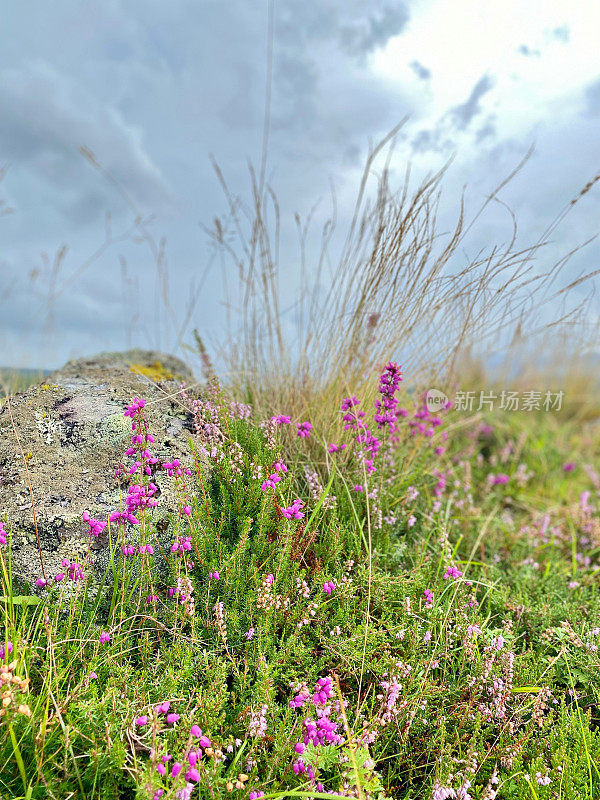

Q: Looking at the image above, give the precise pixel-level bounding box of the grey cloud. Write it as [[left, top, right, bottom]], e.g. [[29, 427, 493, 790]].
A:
[[410, 75, 496, 155], [410, 60, 432, 80], [448, 74, 495, 131], [339, 4, 410, 60], [276, 1, 409, 60], [584, 78, 600, 117], [475, 117, 497, 143], [550, 25, 570, 43], [517, 44, 540, 57], [0, 60, 171, 226]]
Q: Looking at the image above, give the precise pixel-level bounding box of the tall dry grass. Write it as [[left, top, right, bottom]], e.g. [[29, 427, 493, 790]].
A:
[[201, 123, 600, 425]]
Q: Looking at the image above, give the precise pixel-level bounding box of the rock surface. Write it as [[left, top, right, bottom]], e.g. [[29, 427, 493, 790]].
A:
[[0, 349, 203, 588]]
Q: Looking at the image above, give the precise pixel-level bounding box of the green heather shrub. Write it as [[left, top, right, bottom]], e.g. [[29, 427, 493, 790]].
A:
[[1, 363, 599, 799]]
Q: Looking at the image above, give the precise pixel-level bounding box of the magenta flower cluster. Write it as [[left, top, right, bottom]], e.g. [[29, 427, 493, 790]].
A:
[[374, 361, 403, 431], [282, 499, 304, 519], [290, 676, 344, 786]]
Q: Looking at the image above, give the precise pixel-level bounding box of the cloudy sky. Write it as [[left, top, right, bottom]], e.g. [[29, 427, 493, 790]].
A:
[[1, 0, 599, 369]]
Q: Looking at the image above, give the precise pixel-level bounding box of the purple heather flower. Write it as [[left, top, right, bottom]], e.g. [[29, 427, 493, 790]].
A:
[[99, 631, 111, 644], [296, 421, 313, 438], [327, 443, 346, 453], [282, 499, 304, 519], [135, 716, 148, 726], [0, 641, 13, 661], [166, 713, 180, 724], [563, 462, 576, 472], [443, 567, 463, 580]]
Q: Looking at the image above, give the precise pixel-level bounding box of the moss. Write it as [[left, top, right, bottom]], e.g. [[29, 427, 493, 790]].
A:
[[128, 360, 181, 383]]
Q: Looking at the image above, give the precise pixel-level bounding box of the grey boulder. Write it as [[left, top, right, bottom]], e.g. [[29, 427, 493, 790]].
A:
[[0, 349, 204, 589]]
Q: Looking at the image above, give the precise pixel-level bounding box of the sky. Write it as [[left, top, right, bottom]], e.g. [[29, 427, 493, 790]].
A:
[[1, 0, 599, 370]]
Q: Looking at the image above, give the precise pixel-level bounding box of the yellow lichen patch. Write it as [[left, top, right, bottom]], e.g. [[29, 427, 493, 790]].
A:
[[129, 361, 179, 382]]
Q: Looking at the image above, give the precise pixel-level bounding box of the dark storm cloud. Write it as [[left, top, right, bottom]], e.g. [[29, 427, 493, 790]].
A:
[[0, 60, 171, 225], [410, 60, 432, 80], [0, 0, 414, 367]]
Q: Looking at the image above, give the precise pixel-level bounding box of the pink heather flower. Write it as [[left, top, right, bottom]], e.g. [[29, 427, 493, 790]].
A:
[[171, 535, 192, 554], [562, 462, 576, 472], [183, 505, 192, 516], [54, 572, 65, 582], [407, 515, 416, 527], [99, 631, 111, 644], [423, 631, 432, 643], [135, 716, 148, 726], [185, 768, 201, 783], [198, 735, 211, 748], [82, 511, 108, 538], [245, 627, 255, 640], [323, 581, 336, 595], [282, 499, 304, 519], [272, 460, 288, 473], [0, 641, 13, 661], [265, 574, 275, 585], [124, 397, 146, 418], [272, 414, 291, 425], [190, 725, 202, 738], [261, 473, 281, 491], [0, 522, 6, 546], [109, 510, 140, 526], [166, 713, 180, 724], [327, 442, 346, 453], [296, 421, 313, 438], [208, 571, 220, 580], [294, 742, 305, 754], [89, 671, 98, 680], [156, 763, 166, 776], [353, 484, 363, 492], [249, 793, 265, 800], [443, 566, 463, 580], [156, 701, 170, 714], [35, 578, 48, 588], [171, 762, 183, 777]]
